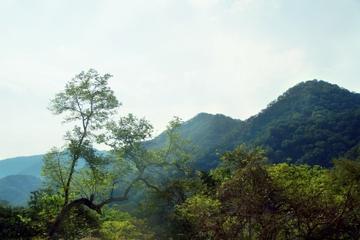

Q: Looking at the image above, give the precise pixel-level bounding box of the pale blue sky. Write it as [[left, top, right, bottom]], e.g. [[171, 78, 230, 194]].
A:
[[1, 0, 360, 159]]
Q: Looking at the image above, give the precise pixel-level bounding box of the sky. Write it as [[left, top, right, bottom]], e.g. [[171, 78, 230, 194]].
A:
[[0, 0, 360, 159]]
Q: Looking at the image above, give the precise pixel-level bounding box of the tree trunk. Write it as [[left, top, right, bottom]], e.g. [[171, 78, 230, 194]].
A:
[[48, 198, 101, 239]]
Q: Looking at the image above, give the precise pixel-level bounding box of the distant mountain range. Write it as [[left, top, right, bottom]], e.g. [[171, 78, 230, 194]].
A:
[[0, 155, 43, 178], [1, 79, 360, 205]]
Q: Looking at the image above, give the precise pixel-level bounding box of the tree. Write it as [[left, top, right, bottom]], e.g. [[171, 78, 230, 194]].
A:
[[46, 69, 119, 237], [44, 69, 193, 238], [104, 116, 198, 239], [177, 145, 282, 239], [176, 194, 221, 239]]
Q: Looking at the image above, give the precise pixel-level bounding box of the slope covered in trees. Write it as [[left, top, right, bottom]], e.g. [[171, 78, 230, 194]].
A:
[[147, 113, 243, 170], [148, 80, 360, 169], [231, 80, 360, 167]]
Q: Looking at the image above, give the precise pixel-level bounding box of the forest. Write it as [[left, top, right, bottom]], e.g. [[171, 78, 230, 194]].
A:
[[0, 69, 360, 240]]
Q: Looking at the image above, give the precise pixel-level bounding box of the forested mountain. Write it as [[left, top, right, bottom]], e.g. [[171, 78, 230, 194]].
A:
[[147, 113, 243, 169], [149, 80, 360, 169], [1, 80, 359, 176], [0, 175, 41, 205], [225, 80, 360, 167]]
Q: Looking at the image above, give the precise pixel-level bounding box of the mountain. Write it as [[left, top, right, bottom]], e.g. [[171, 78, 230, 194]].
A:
[[148, 80, 360, 169], [1, 80, 359, 175], [0, 155, 43, 178], [147, 113, 243, 169], [229, 80, 360, 167], [0, 175, 42, 206]]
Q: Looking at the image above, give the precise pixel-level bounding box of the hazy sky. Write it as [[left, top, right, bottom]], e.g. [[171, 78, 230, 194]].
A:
[[1, 0, 360, 159]]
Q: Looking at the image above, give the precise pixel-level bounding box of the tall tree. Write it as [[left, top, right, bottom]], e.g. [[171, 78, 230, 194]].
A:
[[44, 69, 193, 238], [46, 69, 119, 237]]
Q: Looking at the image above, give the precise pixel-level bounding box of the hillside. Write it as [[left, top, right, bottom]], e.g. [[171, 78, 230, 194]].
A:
[[147, 113, 243, 169], [230, 80, 360, 166], [0, 175, 41, 206], [146, 80, 360, 169]]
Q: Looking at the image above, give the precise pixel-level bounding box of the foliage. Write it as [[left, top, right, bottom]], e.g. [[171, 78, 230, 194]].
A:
[[0, 204, 36, 239], [39, 69, 196, 239], [177, 145, 360, 240], [125, 117, 202, 239], [42, 69, 121, 238], [11, 189, 101, 239], [176, 194, 221, 239], [99, 208, 154, 240]]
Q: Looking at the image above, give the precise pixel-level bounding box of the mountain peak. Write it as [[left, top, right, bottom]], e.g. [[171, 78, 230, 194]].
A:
[[190, 112, 240, 122], [261, 80, 360, 117], [286, 79, 349, 95], [239, 79, 360, 166]]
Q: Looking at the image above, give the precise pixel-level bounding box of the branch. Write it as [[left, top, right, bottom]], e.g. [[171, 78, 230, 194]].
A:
[[49, 174, 162, 238], [49, 198, 102, 238], [139, 177, 162, 193], [55, 154, 66, 191], [97, 175, 140, 208]]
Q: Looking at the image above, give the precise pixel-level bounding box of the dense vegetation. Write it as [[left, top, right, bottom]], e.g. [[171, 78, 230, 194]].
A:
[[239, 80, 360, 167], [176, 146, 360, 239], [1, 70, 359, 239], [1, 145, 360, 239], [147, 80, 360, 170]]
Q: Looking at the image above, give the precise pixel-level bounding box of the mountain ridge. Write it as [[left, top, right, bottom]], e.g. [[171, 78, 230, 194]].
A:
[[148, 80, 360, 168], [0, 155, 43, 178], [1, 79, 359, 172], [1, 79, 360, 205]]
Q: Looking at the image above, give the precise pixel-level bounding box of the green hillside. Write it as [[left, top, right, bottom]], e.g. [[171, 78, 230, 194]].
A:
[[147, 80, 360, 169], [230, 80, 360, 166], [147, 113, 243, 169]]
